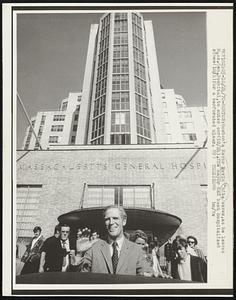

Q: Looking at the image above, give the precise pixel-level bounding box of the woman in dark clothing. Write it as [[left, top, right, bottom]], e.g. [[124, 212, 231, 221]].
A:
[[172, 238, 207, 282]]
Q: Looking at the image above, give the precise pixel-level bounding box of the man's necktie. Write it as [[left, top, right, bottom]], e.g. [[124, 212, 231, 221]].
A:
[[112, 242, 119, 274], [62, 241, 67, 268]]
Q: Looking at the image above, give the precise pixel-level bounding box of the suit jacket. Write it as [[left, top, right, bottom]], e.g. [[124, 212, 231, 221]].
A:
[[81, 238, 149, 275], [42, 237, 76, 272], [172, 255, 207, 282], [21, 235, 44, 263]]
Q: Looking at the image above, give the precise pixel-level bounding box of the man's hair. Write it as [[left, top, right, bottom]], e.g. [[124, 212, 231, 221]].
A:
[[187, 235, 198, 245], [103, 205, 127, 220], [172, 238, 188, 253], [33, 226, 42, 233], [54, 224, 61, 234], [134, 230, 148, 243]]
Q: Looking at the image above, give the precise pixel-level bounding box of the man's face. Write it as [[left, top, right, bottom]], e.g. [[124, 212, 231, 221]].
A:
[[104, 208, 126, 240], [187, 238, 196, 249], [60, 226, 70, 241], [34, 230, 41, 238], [177, 246, 188, 259]]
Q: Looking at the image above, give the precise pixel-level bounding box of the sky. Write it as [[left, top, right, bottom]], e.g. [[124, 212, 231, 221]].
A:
[[17, 11, 207, 149]]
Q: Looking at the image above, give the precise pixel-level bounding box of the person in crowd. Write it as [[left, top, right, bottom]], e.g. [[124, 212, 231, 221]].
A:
[[81, 205, 149, 275], [187, 235, 207, 263], [38, 224, 60, 272], [20, 226, 44, 275], [149, 241, 168, 278], [38, 224, 76, 272], [172, 238, 207, 282], [90, 230, 100, 243], [133, 230, 153, 277], [164, 238, 173, 276]]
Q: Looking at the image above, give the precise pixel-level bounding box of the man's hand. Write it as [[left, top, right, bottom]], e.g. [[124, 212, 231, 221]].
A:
[[39, 266, 44, 273]]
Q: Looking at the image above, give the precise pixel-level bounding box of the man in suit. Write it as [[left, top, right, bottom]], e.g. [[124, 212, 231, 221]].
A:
[[81, 205, 149, 275], [38, 224, 76, 272], [20, 226, 44, 275]]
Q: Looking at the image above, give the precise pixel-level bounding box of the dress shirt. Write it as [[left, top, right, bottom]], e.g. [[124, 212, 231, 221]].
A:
[[108, 235, 124, 258], [60, 239, 70, 272], [177, 254, 192, 281]]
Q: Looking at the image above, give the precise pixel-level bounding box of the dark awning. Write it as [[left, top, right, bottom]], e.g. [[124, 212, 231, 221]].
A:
[[58, 207, 181, 246]]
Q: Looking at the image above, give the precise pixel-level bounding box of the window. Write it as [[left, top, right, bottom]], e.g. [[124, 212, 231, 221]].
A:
[[164, 112, 168, 122], [85, 185, 151, 208], [112, 92, 129, 110], [182, 133, 197, 141], [91, 115, 105, 140], [76, 105, 80, 112], [113, 45, 128, 59], [113, 59, 129, 74], [136, 113, 151, 138], [73, 125, 78, 132], [110, 133, 131, 144], [16, 185, 42, 238], [74, 114, 79, 121], [49, 136, 59, 143], [61, 102, 68, 111], [71, 136, 76, 144], [135, 94, 149, 116], [137, 136, 151, 144], [162, 102, 167, 108], [40, 115, 46, 125], [51, 125, 64, 132], [93, 95, 106, 117], [111, 112, 130, 133], [112, 75, 129, 91], [53, 115, 65, 121]]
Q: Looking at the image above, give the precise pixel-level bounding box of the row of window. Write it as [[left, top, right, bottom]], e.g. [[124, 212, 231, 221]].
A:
[[53, 115, 65, 121], [178, 111, 192, 118], [51, 125, 63, 132], [114, 13, 127, 21], [99, 36, 109, 53], [91, 136, 104, 145], [111, 112, 130, 133], [134, 61, 146, 80], [95, 78, 107, 98], [133, 35, 144, 52], [136, 113, 151, 138], [137, 135, 151, 144], [132, 23, 143, 39], [100, 24, 110, 41], [132, 13, 142, 27], [135, 94, 149, 116], [91, 114, 105, 140], [112, 74, 129, 90], [114, 32, 128, 45], [110, 133, 131, 145], [114, 19, 128, 33], [133, 47, 145, 65], [113, 59, 129, 74], [93, 95, 106, 117], [113, 45, 128, 59], [111, 92, 130, 110], [98, 48, 109, 67], [97, 63, 108, 82], [135, 77, 147, 97]]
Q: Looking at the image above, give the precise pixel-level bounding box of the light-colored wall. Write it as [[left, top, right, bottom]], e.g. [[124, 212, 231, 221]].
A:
[[16, 146, 207, 254]]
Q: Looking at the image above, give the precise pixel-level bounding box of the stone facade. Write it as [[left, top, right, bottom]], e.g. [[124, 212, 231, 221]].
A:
[[16, 144, 207, 255]]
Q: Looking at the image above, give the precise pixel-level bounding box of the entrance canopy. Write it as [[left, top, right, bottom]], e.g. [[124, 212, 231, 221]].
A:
[[58, 207, 181, 246]]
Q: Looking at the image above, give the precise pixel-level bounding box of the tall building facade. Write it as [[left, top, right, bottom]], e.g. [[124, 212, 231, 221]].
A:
[[77, 12, 164, 145]]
